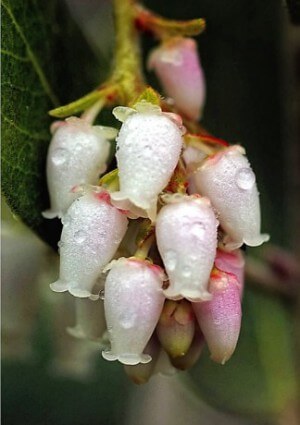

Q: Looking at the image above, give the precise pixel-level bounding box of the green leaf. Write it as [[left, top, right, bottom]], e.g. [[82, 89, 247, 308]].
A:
[[187, 287, 297, 417], [1, 0, 102, 248]]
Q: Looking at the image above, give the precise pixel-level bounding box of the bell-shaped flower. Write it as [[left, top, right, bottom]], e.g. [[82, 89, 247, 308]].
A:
[[193, 145, 269, 250], [156, 300, 195, 358], [192, 269, 242, 364], [102, 257, 165, 365], [148, 37, 206, 121], [110, 102, 183, 221], [215, 248, 245, 298], [67, 298, 107, 342], [156, 194, 218, 301], [50, 189, 128, 298], [43, 117, 116, 219]]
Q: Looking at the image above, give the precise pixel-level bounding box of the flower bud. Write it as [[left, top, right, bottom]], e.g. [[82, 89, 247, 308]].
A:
[[67, 298, 106, 341], [215, 249, 245, 298], [192, 269, 242, 364], [148, 38, 206, 121], [50, 189, 128, 298], [156, 195, 218, 301], [193, 145, 269, 250], [43, 117, 115, 219], [102, 258, 165, 365], [111, 103, 183, 221], [170, 329, 204, 370], [156, 300, 195, 358]]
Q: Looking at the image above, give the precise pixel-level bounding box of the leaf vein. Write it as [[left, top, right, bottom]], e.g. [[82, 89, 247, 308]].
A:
[[1, 0, 59, 106], [2, 113, 49, 141], [1, 48, 29, 62]]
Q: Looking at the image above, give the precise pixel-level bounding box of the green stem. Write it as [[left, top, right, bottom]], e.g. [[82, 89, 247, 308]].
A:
[[112, 0, 145, 103], [135, 234, 155, 260]]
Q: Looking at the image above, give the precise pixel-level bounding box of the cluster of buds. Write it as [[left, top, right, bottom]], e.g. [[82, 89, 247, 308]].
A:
[[44, 31, 269, 384]]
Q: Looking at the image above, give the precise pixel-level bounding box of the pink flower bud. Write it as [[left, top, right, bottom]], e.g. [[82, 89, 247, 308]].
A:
[[111, 103, 183, 221], [50, 189, 128, 298], [193, 145, 269, 250], [156, 195, 218, 301], [192, 269, 242, 364], [102, 258, 165, 365], [148, 37, 206, 121], [215, 249, 245, 297], [67, 298, 107, 342], [43, 117, 116, 219], [156, 300, 195, 358]]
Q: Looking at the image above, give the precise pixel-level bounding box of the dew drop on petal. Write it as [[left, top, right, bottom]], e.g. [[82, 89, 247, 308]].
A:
[[235, 167, 256, 190], [191, 221, 206, 239], [119, 312, 137, 329], [61, 214, 72, 227], [74, 230, 86, 243], [164, 250, 177, 271], [182, 266, 192, 278], [51, 148, 69, 166], [74, 143, 84, 152]]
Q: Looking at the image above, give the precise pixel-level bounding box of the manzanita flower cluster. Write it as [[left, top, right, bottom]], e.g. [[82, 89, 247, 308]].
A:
[[44, 2, 269, 384]]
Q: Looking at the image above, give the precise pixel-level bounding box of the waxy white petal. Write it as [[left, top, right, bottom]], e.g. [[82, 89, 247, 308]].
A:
[[111, 108, 183, 221], [193, 145, 269, 250], [44, 117, 112, 219], [102, 258, 165, 365], [50, 190, 128, 298], [156, 195, 218, 301]]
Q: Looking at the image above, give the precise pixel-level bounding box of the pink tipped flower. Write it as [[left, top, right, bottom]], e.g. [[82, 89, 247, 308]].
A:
[[102, 258, 165, 365], [50, 189, 128, 299], [148, 37, 206, 121], [193, 145, 269, 250], [215, 249, 245, 298], [110, 102, 183, 221], [43, 117, 116, 219], [192, 269, 242, 364], [156, 194, 218, 301], [67, 298, 107, 342]]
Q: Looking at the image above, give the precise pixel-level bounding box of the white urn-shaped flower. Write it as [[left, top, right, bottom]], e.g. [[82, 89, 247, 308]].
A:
[[102, 257, 165, 365], [193, 145, 269, 250], [50, 189, 128, 298], [110, 102, 183, 221], [156, 194, 218, 301], [44, 117, 116, 219]]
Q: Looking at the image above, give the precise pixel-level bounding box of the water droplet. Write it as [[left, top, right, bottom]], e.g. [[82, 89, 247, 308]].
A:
[[99, 289, 105, 300], [236, 168, 255, 190], [143, 145, 152, 158], [191, 222, 206, 238], [74, 230, 86, 243], [74, 143, 84, 152], [182, 266, 191, 278], [119, 313, 137, 329], [51, 148, 69, 166], [61, 214, 72, 227], [164, 250, 177, 271]]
